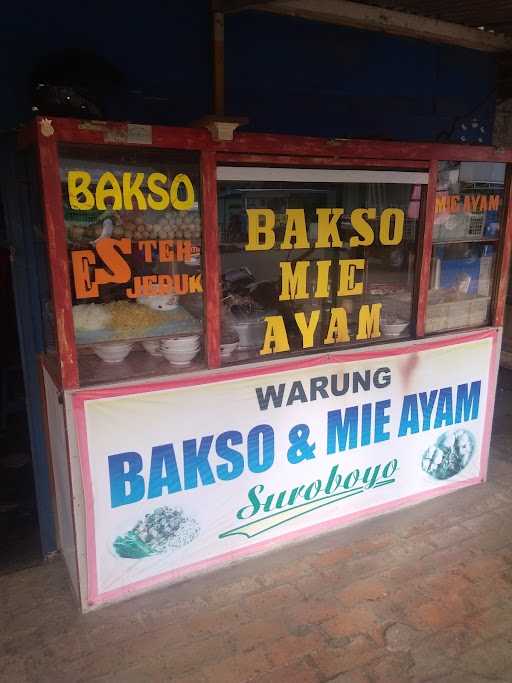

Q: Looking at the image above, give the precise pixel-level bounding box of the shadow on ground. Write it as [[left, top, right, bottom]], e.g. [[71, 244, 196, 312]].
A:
[[492, 367, 512, 463]]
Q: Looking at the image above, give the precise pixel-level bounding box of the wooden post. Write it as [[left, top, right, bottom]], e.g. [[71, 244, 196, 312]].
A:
[[492, 165, 512, 327], [201, 149, 221, 368], [415, 160, 438, 338], [213, 12, 225, 116], [35, 118, 80, 389]]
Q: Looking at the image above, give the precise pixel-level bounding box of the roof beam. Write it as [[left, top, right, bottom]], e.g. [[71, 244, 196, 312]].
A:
[[254, 0, 512, 52], [211, 0, 279, 12]]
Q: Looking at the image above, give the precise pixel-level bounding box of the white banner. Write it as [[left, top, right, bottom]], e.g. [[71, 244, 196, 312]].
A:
[[77, 332, 496, 605]]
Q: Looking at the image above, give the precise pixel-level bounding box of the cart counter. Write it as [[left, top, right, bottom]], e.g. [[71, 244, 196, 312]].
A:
[[29, 117, 512, 609]]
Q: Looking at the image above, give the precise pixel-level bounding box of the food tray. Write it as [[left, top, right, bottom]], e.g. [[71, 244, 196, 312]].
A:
[[75, 305, 201, 345]]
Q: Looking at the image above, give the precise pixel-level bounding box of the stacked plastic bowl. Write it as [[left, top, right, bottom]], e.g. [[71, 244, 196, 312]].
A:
[[160, 335, 200, 366]]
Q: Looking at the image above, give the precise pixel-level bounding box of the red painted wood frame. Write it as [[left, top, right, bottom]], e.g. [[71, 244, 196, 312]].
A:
[[24, 116, 512, 390]]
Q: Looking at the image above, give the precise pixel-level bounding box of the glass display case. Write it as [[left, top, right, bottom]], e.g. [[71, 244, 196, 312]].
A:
[[26, 117, 512, 612], [28, 121, 512, 389], [217, 169, 423, 365], [427, 161, 506, 333], [58, 145, 205, 385]]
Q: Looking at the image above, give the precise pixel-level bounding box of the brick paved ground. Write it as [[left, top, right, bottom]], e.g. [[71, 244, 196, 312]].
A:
[[2, 453, 512, 682]]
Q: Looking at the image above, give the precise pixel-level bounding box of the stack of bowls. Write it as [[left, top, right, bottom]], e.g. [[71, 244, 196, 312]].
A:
[[160, 335, 200, 366]]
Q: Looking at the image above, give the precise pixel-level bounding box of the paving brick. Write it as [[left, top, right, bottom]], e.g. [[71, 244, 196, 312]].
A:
[[85, 611, 147, 649], [0, 655, 29, 683], [336, 577, 389, 607], [228, 618, 290, 653], [320, 549, 397, 588], [138, 597, 212, 632], [171, 673, 209, 683], [242, 583, 302, 615], [178, 602, 252, 640], [91, 661, 177, 682], [383, 623, 422, 652], [423, 524, 476, 550], [203, 577, 263, 605], [258, 559, 315, 588], [365, 652, 414, 682], [403, 593, 474, 632], [435, 674, 510, 683], [469, 603, 512, 640], [322, 605, 385, 645], [456, 636, 512, 677], [60, 632, 227, 681], [461, 510, 504, 534], [411, 623, 482, 662], [460, 553, 509, 581], [2, 450, 512, 683], [416, 570, 474, 606], [263, 629, 327, 668], [326, 671, 372, 683], [294, 573, 330, 599], [284, 595, 341, 626], [310, 636, 385, 678], [201, 649, 273, 683], [370, 584, 426, 624], [350, 533, 399, 556], [309, 546, 353, 568], [251, 658, 320, 683], [408, 650, 457, 682]]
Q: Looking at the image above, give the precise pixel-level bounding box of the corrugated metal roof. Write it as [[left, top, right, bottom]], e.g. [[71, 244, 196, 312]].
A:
[[354, 0, 512, 36]]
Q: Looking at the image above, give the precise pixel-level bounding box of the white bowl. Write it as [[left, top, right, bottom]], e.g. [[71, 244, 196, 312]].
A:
[[161, 348, 199, 355], [161, 343, 200, 355], [381, 321, 409, 337], [162, 349, 199, 361], [162, 348, 199, 366], [220, 341, 239, 358], [161, 338, 200, 348], [142, 340, 162, 357], [161, 335, 200, 346], [93, 342, 133, 363]]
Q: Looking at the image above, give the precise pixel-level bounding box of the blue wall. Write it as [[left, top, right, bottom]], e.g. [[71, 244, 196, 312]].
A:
[[225, 12, 496, 143], [0, 4, 496, 142], [0, 1, 212, 130]]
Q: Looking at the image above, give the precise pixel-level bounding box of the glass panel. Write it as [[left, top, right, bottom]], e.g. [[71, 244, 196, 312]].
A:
[[60, 145, 204, 385], [433, 161, 505, 243], [427, 161, 506, 333], [218, 170, 423, 364]]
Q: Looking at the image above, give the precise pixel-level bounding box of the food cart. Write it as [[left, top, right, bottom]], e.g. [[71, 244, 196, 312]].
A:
[[25, 116, 512, 610]]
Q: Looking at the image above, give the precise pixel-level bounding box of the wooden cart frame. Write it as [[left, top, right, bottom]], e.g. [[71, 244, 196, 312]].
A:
[[21, 116, 512, 390]]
